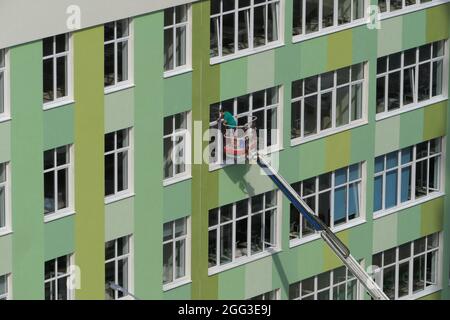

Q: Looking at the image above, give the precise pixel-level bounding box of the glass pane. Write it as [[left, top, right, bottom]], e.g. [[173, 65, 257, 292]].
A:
[[387, 71, 400, 111], [318, 191, 331, 226], [413, 255, 425, 292], [44, 171, 55, 214], [43, 58, 54, 103], [176, 5, 188, 23], [289, 283, 300, 299], [105, 240, 115, 260], [105, 132, 115, 152], [164, 8, 174, 26], [338, 0, 351, 25], [373, 175, 383, 211], [175, 239, 186, 279], [117, 151, 128, 192], [322, 0, 334, 28], [335, 168, 347, 185], [432, 60, 443, 97], [290, 205, 300, 240], [56, 56, 67, 98], [45, 259, 56, 279], [251, 213, 263, 254], [320, 92, 332, 130], [267, 3, 278, 42], [318, 272, 330, 289], [383, 266, 395, 299], [418, 63, 431, 102], [348, 183, 359, 220], [210, 18, 219, 57], [400, 166, 412, 203], [220, 224, 233, 264], [319, 173, 331, 190], [57, 277, 68, 300], [415, 160, 428, 199], [397, 262, 409, 298], [105, 261, 115, 299], [403, 67, 414, 106], [305, 0, 319, 34], [0, 187, 5, 228], [57, 169, 68, 210], [414, 237, 426, 255], [293, 0, 303, 35], [351, 83, 362, 121], [223, 13, 235, 55], [353, 0, 364, 20], [208, 229, 217, 267], [55, 34, 67, 53], [385, 170, 398, 209], [426, 251, 437, 286], [45, 281, 54, 300], [164, 29, 174, 71], [163, 242, 173, 284], [336, 86, 350, 127], [302, 277, 315, 296], [176, 26, 187, 67], [104, 153, 115, 196], [334, 186, 347, 225], [235, 218, 248, 258], [333, 266, 347, 284], [117, 41, 128, 82], [104, 22, 115, 41], [117, 236, 129, 255], [264, 209, 276, 247], [377, 57, 387, 73], [0, 71, 4, 114], [390, 0, 403, 11], [163, 222, 173, 241], [117, 19, 129, 38], [253, 5, 266, 47], [104, 43, 115, 87], [175, 218, 186, 237], [428, 156, 439, 192], [376, 77, 386, 113], [164, 137, 173, 179], [43, 37, 54, 56], [304, 95, 317, 136], [333, 283, 346, 300], [117, 258, 128, 298], [399, 243, 411, 260]]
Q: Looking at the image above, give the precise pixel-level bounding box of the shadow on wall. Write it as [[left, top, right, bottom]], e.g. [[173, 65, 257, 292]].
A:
[[222, 163, 256, 197]]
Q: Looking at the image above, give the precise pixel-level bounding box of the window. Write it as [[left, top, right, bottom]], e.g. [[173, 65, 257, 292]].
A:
[[105, 128, 132, 198], [208, 191, 278, 269], [291, 63, 365, 141], [104, 19, 131, 88], [0, 162, 8, 231], [293, 0, 365, 37], [372, 233, 440, 299], [209, 86, 280, 166], [44, 145, 73, 217], [164, 5, 191, 73], [0, 274, 8, 300], [43, 34, 70, 105], [378, 0, 437, 14], [105, 235, 131, 300], [289, 265, 360, 300], [164, 112, 190, 182], [373, 138, 442, 214], [248, 289, 280, 300], [45, 255, 72, 300], [0, 48, 6, 116], [290, 163, 363, 241], [210, 0, 281, 60], [163, 217, 190, 286], [376, 41, 445, 116]]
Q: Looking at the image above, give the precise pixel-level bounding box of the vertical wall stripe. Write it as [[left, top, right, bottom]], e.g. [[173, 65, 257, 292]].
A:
[[73, 27, 105, 299]]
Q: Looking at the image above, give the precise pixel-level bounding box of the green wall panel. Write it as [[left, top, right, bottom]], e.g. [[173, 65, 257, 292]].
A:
[[104, 88, 135, 133], [327, 30, 353, 70], [43, 104, 74, 150], [0, 121, 11, 163], [423, 101, 447, 141], [44, 216, 75, 261], [163, 72, 192, 117], [105, 197, 134, 242], [163, 180, 191, 223], [426, 4, 450, 42], [420, 197, 444, 236]]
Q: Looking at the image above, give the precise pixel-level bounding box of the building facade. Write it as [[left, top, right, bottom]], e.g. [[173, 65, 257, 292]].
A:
[[0, 0, 449, 300]]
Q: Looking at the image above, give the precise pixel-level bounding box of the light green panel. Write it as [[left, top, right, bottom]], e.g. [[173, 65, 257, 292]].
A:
[[218, 163, 276, 207], [350, 125, 374, 164], [418, 291, 441, 300], [352, 25, 377, 64], [377, 17, 403, 57], [245, 256, 273, 298], [298, 37, 328, 78], [43, 104, 74, 150], [426, 4, 450, 42], [423, 101, 447, 141], [247, 50, 275, 92], [163, 72, 192, 116], [163, 179, 191, 223], [44, 215, 75, 261], [274, 44, 301, 84], [396, 206, 422, 245], [219, 58, 248, 100], [218, 266, 246, 299], [375, 116, 400, 156], [0, 234, 12, 275], [373, 214, 398, 253], [104, 88, 134, 134], [399, 108, 424, 147], [285, 140, 327, 181], [421, 197, 444, 236], [402, 10, 426, 49], [0, 121, 10, 163], [105, 197, 134, 242], [327, 29, 352, 70], [162, 283, 192, 299], [348, 223, 373, 259], [324, 130, 351, 172]]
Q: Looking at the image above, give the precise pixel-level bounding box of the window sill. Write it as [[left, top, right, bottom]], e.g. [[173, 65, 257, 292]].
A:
[[208, 247, 281, 276], [43, 99, 75, 111], [398, 286, 441, 300], [105, 192, 135, 205], [210, 42, 284, 65], [290, 119, 368, 147], [292, 19, 366, 44], [44, 210, 75, 223], [375, 96, 448, 122], [380, 1, 450, 22], [163, 278, 192, 292], [0, 115, 11, 124], [373, 192, 445, 220], [118, 295, 136, 301], [0, 229, 13, 238], [289, 218, 366, 249], [104, 82, 135, 95], [163, 67, 193, 79], [163, 174, 192, 187]]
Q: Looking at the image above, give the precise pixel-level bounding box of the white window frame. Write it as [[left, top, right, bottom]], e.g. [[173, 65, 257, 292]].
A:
[[104, 19, 134, 93], [0, 162, 11, 235], [208, 190, 281, 274], [209, 86, 282, 170], [376, 40, 448, 121], [104, 128, 134, 202], [210, 0, 284, 64], [0, 274, 10, 300], [289, 264, 362, 300], [292, 0, 367, 43], [0, 48, 10, 122], [105, 235, 133, 300], [43, 145, 74, 222], [248, 289, 280, 300], [378, 0, 450, 20], [42, 34, 73, 110], [162, 217, 191, 290], [44, 254, 74, 300], [164, 4, 192, 77], [291, 63, 368, 146], [163, 111, 192, 186], [373, 138, 444, 218], [373, 233, 441, 300], [290, 162, 365, 244]]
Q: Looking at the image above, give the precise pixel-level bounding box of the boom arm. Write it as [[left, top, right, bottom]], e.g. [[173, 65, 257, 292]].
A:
[[256, 154, 389, 300]]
